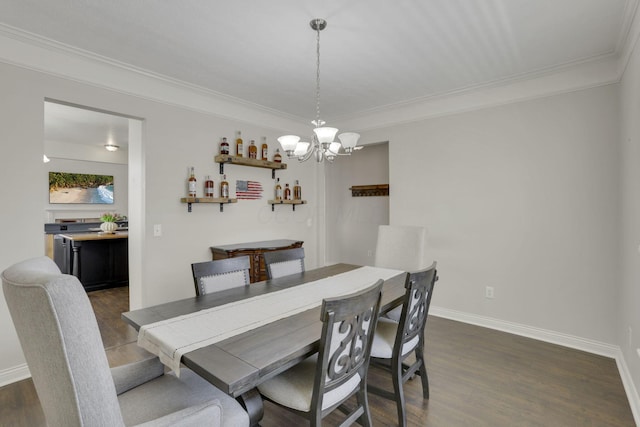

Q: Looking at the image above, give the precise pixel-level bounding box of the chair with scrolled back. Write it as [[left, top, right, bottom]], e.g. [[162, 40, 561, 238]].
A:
[[368, 262, 438, 427], [257, 280, 384, 426]]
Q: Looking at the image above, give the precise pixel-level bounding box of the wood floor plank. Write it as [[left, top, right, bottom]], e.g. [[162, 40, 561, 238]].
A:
[[0, 286, 634, 426]]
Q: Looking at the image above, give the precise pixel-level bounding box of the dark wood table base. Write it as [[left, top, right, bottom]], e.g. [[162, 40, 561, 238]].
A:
[[237, 389, 264, 427]]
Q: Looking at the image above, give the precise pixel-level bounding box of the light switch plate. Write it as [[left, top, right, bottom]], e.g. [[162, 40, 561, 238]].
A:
[[153, 224, 162, 237]]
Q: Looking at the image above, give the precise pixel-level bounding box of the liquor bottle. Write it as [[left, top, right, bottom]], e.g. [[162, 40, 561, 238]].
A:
[[284, 183, 291, 200], [261, 137, 268, 160], [187, 166, 197, 198], [248, 140, 258, 159], [274, 178, 282, 201], [204, 175, 214, 198], [274, 148, 282, 163], [236, 131, 243, 157], [220, 137, 229, 155], [293, 180, 302, 200], [220, 174, 229, 198]]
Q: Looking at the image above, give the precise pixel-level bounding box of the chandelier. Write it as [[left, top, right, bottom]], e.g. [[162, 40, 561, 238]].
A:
[[278, 19, 360, 163]]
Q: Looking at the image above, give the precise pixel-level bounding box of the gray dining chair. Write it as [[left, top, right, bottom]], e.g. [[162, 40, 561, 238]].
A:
[[368, 263, 438, 427], [262, 247, 305, 279], [191, 256, 251, 296], [2, 256, 249, 427], [257, 280, 384, 426]]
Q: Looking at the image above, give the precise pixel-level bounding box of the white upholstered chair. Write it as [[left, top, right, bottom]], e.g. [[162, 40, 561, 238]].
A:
[[2, 256, 249, 427], [257, 280, 384, 426], [262, 247, 305, 279], [374, 224, 430, 321], [374, 225, 428, 272], [191, 256, 251, 296], [368, 263, 438, 427]]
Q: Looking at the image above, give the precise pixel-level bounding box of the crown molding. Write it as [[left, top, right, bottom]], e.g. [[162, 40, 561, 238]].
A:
[[333, 53, 621, 132], [0, 24, 309, 134], [335, 0, 640, 132], [1, 10, 637, 135]]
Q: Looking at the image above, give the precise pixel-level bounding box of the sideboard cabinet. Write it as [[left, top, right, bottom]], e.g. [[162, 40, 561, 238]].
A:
[[210, 239, 303, 283]]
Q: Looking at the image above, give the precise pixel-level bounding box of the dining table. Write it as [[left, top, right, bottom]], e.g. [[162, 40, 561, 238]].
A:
[[121, 263, 407, 426]]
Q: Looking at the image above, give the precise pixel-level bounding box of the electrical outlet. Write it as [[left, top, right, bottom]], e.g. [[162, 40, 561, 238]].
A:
[[485, 286, 494, 299], [367, 250, 373, 257], [153, 224, 162, 237]]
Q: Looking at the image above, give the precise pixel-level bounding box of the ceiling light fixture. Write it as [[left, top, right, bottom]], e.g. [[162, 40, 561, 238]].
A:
[[104, 143, 119, 152], [278, 19, 360, 163]]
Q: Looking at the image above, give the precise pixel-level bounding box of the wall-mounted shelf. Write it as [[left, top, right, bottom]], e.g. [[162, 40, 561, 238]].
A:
[[180, 197, 238, 212], [267, 199, 307, 211], [349, 184, 389, 197], [215, 154, 287, 178]]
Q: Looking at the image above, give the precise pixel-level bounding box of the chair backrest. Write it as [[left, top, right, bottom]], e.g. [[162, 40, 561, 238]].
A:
[[191, 256, 251, 296], [374, 225, 427, 272], [311, 280, 383, 418], [394, 262, 438, 357], [2, 257, 125, 427], [263, 247, 305, 279]]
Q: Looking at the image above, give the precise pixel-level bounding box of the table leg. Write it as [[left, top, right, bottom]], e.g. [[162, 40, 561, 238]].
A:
[[237, 388, 264, 427], [71, 243, 81, 278]]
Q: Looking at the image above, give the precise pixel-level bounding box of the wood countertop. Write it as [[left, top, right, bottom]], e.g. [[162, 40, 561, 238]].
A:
[[59, 232, 128, 241]]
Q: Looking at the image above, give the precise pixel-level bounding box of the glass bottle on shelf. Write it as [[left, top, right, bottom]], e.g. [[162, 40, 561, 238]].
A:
[[248, 140, 258, 159], [220, 137, 229, 155], [274, 178, 282, 201], [261, 137, 268, 160], [284, 183, 291, 200], [274, 148, 282, 163], [220, 174, 229, 198], [188, 166, 197, 198], [236, 131, 243, 157], [293, 180, 302, 200], [204, 175, 214, 198]]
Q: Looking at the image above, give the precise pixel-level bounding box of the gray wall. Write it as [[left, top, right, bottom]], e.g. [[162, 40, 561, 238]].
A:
[[358, 85, 620, 344]]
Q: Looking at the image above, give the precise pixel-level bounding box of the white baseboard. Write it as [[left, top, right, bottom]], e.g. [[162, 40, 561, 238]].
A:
[[0, 363, 30, 388], [615, 348, 640, 426], [430, 306, 639, 426]]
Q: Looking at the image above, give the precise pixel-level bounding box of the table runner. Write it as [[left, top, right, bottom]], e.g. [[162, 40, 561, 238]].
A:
[[137, 266, 403, 374]]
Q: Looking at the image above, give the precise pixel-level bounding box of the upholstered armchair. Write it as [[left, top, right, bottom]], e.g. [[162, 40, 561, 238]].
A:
[[2, 256, 249, 427]]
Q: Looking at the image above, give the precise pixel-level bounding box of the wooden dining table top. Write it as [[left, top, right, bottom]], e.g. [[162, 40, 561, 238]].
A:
[[121, 263, 407, 398]]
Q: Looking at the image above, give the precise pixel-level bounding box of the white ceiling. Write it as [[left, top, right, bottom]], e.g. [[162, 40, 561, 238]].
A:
[[44, 102, 130, 149], [2, 0, 638, 145]]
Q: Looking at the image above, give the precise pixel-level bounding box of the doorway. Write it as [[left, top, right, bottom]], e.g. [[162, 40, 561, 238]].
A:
[[324, 142, 390, 265], [43, 99, 143, 311]]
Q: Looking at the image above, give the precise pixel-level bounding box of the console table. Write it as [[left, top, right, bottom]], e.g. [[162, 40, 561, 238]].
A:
[[210, 239, 303, 283]]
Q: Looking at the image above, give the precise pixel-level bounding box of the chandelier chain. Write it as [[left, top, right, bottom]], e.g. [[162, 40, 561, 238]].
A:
[[315, 21, 321, 127]]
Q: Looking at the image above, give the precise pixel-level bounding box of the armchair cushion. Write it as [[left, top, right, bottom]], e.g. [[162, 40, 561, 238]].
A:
[[134, 401, 222, 427], [111, 357, 164, 395], [118, 368, 247, 426]]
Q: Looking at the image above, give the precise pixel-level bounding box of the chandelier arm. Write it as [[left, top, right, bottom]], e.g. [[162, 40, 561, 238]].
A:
[[297, 141, 317, 162]]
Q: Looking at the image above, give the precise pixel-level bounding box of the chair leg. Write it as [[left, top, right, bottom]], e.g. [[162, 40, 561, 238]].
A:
[[356, 386, 373, 427], [415, 347, 429, 399], [391, 358, 407, 427]]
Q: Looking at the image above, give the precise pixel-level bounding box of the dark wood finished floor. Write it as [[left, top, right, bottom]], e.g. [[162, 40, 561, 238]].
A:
[[0, 286, 634, 426]]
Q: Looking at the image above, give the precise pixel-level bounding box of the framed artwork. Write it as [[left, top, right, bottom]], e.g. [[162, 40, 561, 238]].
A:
[[49, 172, 114, 204]]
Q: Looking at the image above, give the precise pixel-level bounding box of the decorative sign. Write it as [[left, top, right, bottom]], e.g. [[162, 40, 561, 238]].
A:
[[236, 180, 263, 200]]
